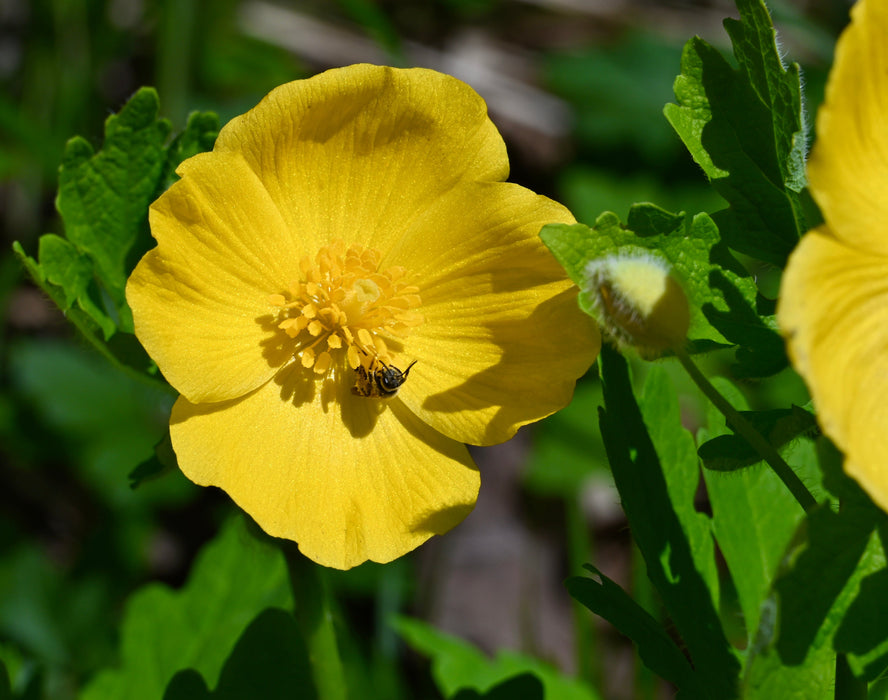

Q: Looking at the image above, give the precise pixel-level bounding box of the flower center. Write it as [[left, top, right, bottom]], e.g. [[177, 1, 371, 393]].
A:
[[269, 241, 423, 376]]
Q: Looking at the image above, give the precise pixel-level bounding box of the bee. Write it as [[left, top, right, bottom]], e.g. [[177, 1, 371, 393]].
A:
[[351, 359, 417, 398]]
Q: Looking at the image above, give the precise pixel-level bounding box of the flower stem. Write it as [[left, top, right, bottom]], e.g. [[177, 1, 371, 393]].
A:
[[283, 543, 347, 700], [674, 347, 817, 514]]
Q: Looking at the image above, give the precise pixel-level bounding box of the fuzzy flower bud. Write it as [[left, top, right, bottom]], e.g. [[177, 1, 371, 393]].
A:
[[583, 251, 689, 358]]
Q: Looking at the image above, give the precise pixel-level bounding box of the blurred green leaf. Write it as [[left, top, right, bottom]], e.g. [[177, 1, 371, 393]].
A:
[[598, 346, 739, 697], [545, 33, 683, 161], [81, 517, 291, 700], [392, 617, 599, 700], [541, 204, 786, 377], [523, 379, 607, 497], [558, 165, 724, 228], [0, 658, 10, 700], [129, 431, 177, 489], [450, 673, 544, 700], [566, 564, 703, 694], [663, 0, 806, 266], [9, 340, 176, 507], [699, 404, 818, 471], [162, 608, 316, 700], [0, 544, 115, 681]]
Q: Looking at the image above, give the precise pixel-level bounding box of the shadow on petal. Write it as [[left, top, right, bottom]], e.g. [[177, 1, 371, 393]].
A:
[[409, 502, 477, 536], [421, 290, 597, 445], [256, 313, 300, 370]]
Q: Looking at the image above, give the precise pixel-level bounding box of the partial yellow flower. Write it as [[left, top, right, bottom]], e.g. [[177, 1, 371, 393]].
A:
[[778, 0, 888, 510], [126, 64, 599, 569]]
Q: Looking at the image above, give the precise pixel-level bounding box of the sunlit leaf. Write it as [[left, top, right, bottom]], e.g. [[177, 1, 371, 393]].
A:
[[663, 0, 806, 266]]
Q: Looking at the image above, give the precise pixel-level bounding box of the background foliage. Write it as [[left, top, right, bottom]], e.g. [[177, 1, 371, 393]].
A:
[[0, 1, 872, 698]]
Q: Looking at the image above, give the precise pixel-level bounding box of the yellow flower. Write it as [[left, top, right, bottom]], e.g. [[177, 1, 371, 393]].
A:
[[778, 0, 888, 510], [126, 64, 599, 569]]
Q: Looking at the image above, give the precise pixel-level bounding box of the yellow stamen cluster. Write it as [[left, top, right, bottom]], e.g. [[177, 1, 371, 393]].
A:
[[269, 241, 423, 375]]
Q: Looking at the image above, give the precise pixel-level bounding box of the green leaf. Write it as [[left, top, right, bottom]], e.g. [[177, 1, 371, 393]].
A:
[[597, 345, 740, 697], [12, 241, 111, 343], [391, 617, 599, 700], [0, 658, 10, 700], [698, 378, 810, 641], [833, 526, 888, 680], [129, 431, 177, 489], [81, 517, 291, 700], [451, 673, 544, 700], [37, 234, 117, 339], [9, 339, 175, 508], [541, 205, 785, 377], [523, 378, 608, 497], [544, 33, 684, 161], [663, 0, 806, 266], [14, 88, 218, 375], [160, 110, 220, 189], [566, 565, 703, 694], [163, 608, 316, 700], [698, 404, 818, 472], [741, 464, 886, 695], [56, 87, 172, 331]]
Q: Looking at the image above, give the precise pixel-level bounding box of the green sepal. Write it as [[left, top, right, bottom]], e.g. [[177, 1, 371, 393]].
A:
[[663, 0, 807, 266], [540, 203, 785, 377]]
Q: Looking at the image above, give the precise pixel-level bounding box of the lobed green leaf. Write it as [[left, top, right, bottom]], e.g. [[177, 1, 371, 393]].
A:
[[81, 517, 291, 700], [663, 0, 806, 266], [14, 89, 218, 372], [55, 87, 172, 332]]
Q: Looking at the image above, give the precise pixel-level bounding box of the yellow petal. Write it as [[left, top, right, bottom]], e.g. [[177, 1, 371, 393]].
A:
[[778, 227, 888, 510], [212, 64, 508, 256], [807, 0, 888, 255], [392, 182, 600, 445], [127, 152, 305, 403], [170, 371, 480, 570]]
